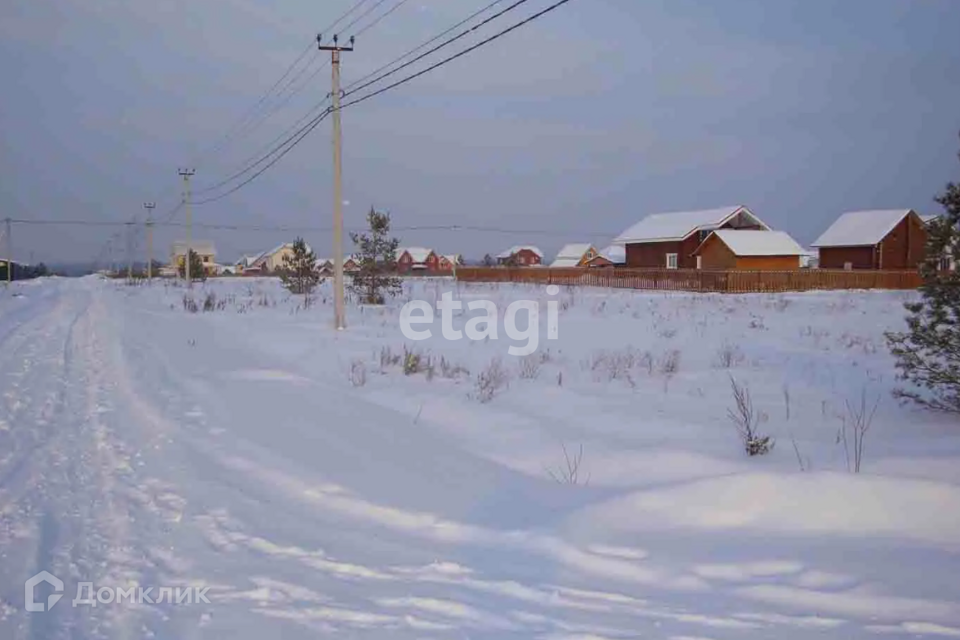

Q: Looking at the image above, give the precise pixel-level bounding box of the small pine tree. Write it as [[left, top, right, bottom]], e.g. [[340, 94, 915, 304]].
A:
[[349, 207, 401, 304], [178, 250, 207, 282], [279, 237, 322, 294], [482, 254, 495, 267], [886, 133, 960, 412]]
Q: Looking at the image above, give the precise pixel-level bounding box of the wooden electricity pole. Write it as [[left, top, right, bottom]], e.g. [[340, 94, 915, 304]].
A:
[[318, 33, 354, 330]]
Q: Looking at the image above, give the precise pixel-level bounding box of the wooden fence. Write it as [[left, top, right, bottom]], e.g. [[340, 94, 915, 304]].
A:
[[454, 267, 922, 293]]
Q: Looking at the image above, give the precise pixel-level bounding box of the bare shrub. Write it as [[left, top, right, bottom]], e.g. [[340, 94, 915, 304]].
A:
[[714, 342, 745, 369], [658, 349, 681, 375], [349, 359, 367, 387], [838, 333, 879, 355], [182, 295, 198, 313], [727, 375, 773, 456], [838, 388, 880, 473], [379, 346, 401, 371], [438, 357, 469, 379], [545, 443, 590, 486], [473, 358, 509, 403], [588, 347, 644, 386], [639, 350, 654, 374], [518, 354, 542, 380], [658, 327, 679, 339], [202, 291, 226, 312], [748, 315, 767, 330], [771, 296, 791, 312]]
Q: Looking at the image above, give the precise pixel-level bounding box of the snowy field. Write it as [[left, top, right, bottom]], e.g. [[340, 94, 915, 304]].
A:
[[1, 275, 959, 640]]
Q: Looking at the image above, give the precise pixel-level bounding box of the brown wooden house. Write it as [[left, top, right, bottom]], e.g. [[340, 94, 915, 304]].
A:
[[812, 209, 926, 270], [613, 206, 770, 269], [497, 246, 544, 266], [396, 247, 438, 274], [693, 230, 805, 270]]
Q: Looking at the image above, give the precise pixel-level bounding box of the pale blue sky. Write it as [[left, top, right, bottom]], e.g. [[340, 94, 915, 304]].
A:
[[1, 0, 959, 264]]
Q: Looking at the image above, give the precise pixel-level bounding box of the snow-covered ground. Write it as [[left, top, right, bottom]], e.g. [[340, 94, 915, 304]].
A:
[[1, 276, 959, 639]]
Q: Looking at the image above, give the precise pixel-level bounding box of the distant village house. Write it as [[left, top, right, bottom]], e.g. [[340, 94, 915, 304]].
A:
[[497, 246, 544, 266], [550, 244, 598, 268], [396, 247, 438, 273], [170, 240, 217, 275], [585, 245, 626, 268]]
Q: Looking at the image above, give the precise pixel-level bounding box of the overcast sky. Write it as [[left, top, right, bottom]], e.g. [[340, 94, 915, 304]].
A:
[[2, 0, 959, 265]]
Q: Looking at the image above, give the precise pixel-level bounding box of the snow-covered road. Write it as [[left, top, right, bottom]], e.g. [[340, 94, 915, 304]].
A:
[[1, 278, 959, 639]]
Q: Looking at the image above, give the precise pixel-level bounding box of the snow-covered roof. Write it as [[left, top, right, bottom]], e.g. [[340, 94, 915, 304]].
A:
[[598, 245, 626, 264], [442, 254, 462, 264], [812, 210, 916, 248], [237, 252, 265, 267], [614, 206, 768, 244], [921, 213, 940, 224], [396, 247, 434, 263], [697, 230, 805, 256], [555, 243, 594, 260], [497, 246, 544, 259], [171, 240, 216, 256], [550, 244, 594, 267]]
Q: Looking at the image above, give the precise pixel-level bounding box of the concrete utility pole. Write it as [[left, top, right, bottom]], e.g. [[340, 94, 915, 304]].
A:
[[4, 218, 11, 284], [126, 221, 134, 281], [143, 202, 156, 280], [178, 168, 196, 288], [318, 33, 354, 331]]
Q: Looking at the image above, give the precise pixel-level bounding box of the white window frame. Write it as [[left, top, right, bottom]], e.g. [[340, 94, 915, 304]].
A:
[[666, 253, 679, 270], [696, 255, 702, 270]]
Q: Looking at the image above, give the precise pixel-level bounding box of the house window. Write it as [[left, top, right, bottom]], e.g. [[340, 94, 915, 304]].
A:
[[666, 253, 678, 269], [844, 262, 853, 271], [696, 256, 702, 270]]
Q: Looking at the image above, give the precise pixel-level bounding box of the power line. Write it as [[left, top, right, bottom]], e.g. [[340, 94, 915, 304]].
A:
[[336, 0, 393, 36], [8, 217, 615, 237], [344, 0, 503, 93], [343, 0, 527, 99], [192, 0, 416, 196], [190, 0, 374, 166], [198, 50, 325, 166], [193, 0, 576, 204], [194, 101, 332, 195], [192, 107, 334, 205], [85, 0, 577, 265], [324, 0, 374, 35], [342, 0, 576, 111], [191, 42, 316, 165], [353, 0, 415, 38]]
